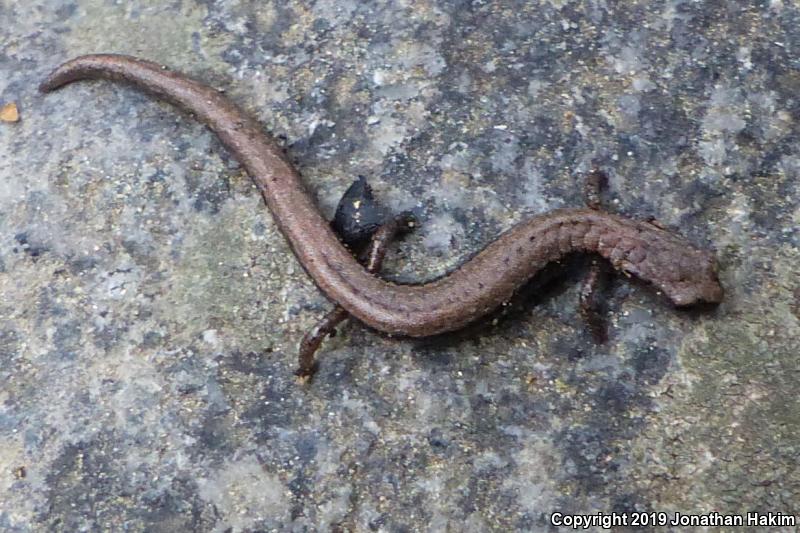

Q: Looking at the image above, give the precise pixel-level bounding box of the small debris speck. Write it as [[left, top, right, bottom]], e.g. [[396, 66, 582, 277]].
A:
[[0, 103, 20, 122]]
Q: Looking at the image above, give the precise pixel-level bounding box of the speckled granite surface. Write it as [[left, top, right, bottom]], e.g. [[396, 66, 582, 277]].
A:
[[1, 1, 799, 531]]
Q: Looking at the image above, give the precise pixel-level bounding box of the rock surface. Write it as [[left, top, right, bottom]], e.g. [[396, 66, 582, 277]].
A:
[[1, 1, 798, 531]]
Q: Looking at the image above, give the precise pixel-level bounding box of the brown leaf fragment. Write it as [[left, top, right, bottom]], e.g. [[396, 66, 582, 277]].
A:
[[1, 103, 20, 122]]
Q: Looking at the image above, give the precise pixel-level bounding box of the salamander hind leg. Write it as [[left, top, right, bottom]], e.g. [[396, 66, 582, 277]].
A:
[[296, 178, 415, 381], [580, 168, 612, 343]]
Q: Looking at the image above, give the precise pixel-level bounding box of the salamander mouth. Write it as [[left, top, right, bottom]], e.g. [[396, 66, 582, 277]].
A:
[[664, 277, 724, 307]]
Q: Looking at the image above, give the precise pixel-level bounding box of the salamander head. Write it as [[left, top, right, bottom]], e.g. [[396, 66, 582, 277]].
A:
[[617, 220, 724, 306]]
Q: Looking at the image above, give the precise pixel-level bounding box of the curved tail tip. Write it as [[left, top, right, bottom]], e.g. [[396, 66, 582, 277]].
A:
[[40, 58, 85, 93], [39, 71, 62, 93], [39, 79, 55, 93]]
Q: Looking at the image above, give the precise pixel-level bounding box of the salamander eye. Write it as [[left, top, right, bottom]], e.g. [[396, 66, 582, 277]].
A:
[[627, 246, 646, 264]]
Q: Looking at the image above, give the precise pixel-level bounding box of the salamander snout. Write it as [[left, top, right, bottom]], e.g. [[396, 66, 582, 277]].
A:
[[616, 224, 724, 307], [669, 254, 724, 306], [651, 249, 724, 307]]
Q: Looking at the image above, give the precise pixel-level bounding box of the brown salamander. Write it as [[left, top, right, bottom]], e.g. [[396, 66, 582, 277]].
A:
[[40, 54, 723, 344]]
